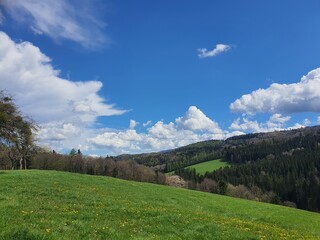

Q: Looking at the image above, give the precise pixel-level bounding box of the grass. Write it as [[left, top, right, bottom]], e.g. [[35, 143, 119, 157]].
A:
[[166, 159, 230, 176], [186, 159, 230, 174], [0, 170, 319, 239]]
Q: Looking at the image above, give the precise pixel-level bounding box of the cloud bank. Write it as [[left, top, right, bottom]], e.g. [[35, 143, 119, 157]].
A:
[[0, 0, 106, 48], [229, 114, 292, 133], [198, 44, 231, 58], [230, 68, 320, 115], [89, 106, 227, 154]]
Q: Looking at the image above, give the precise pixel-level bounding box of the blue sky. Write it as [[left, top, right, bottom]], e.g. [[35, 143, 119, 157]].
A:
[[1, 0, 320, 155]]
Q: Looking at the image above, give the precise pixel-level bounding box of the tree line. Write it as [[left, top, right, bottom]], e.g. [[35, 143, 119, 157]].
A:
[[117, 140, 224, 172], [0, 92, 165, 185], [31, 151, 166, 184]]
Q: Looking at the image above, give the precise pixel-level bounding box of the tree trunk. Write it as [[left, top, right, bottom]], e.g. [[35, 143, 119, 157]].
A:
[[24, 157, 27, 170], [19, 157, 23, 170], [8, 151, 15, 170]]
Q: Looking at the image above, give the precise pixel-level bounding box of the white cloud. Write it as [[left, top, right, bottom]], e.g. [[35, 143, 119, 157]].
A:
[[38, 122, 79, 141], [266, 114, 291, 129], [0, 0, 106, 48], [129, 120, 139, 129], [0, 31, 127, 154], [290, 123, 306, 130], [230, 67, 320, 115], [303, 118, 311, 126], [229, 113, 291, 133], [89, 106, 226, 155], [0, 31, 125, 124], [176, 106, 223, 135], [143, 120, 152, 127], [269, 113, 291, 124], [40, 105, 271, 155], [148, 121, 178, 139], [198, 44, 231, 58], [230, 117, 261, 132], [89, 129, 143, 150], [317, 116, 320, 124]]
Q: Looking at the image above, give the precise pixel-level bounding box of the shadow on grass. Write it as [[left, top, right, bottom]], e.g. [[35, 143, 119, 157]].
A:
[[0, 229, 47, 240]]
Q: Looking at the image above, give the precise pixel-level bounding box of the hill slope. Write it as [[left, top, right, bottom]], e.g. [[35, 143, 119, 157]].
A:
[[186, 159, 230, 174], [0, 170, 319, 239], [116, 126, 320, 173]]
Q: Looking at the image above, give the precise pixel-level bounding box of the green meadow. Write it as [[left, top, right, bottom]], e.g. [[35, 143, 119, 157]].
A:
[[186, 159, 230, 174], [0, 170, 319, 239]]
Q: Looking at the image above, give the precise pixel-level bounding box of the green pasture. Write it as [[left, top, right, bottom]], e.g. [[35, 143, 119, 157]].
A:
[[0, 170, 319, 239], [186, 159, 230, 174]]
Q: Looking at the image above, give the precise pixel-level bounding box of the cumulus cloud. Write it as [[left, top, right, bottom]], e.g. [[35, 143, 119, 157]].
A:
[[38, 122, 80, 141], [0, 31, 125, 124], [198, 44, 231, 58], [0, 0, 106, 48], [229, 118, 261, 132], [89, 106, 226, 155], [89, 129, 143, 150], [36, 121, 98, 152], [230, 67, 320, 115], [230, 113, 291, 133], [176, 106, 223, 134]]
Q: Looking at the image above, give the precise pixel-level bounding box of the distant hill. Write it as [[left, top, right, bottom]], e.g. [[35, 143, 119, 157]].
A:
[[116, 140, 224, 172], [117, 126, 320, 212], [1, 170, 319, 239], [116, 126, 320, 171]]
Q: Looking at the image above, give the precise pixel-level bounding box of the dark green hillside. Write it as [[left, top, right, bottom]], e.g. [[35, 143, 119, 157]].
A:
[[0, 170, 319, 239], [116, 126, 320, 212], [116, 140, 224, 172], [223, 126, 320, 164], [207, 147, 320, 212], [117, 126, 320, 173]]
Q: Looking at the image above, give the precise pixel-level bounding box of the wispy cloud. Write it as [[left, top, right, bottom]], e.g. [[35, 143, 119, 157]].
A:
[[143, 120, 152, 127], [0, 0, 107, 49], [129, 120, 139, 129], [198, 44, 231, 58]]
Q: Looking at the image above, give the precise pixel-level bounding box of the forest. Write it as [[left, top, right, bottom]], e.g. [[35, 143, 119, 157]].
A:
[[174, 129, 320, 212]]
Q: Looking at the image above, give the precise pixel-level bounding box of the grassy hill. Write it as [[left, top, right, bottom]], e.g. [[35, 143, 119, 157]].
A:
[[186, 159, 230, 174], [167, 159, 230, 175], [0, 170, 319, 239]]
